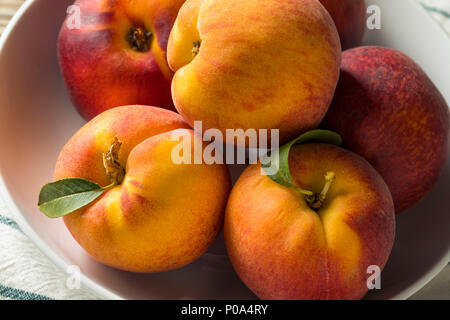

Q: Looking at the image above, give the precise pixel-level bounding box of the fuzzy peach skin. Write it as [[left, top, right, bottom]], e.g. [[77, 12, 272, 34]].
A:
[[167, 0, 341, 145], [225, 144, 395, 300], [321, 46, 450, 213], [58, 0, 186, 120], [319, 0, 366, 50], [54, 106, 231, 272]]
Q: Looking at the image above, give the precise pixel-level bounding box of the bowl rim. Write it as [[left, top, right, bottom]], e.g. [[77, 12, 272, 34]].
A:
[[0, 0, 448, 300], [0, 0, 122, 300]]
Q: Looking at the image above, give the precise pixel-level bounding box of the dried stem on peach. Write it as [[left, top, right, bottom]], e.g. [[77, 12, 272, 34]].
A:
[[102, 137, 125, 186], [304, 171, 336, 211], [192, 41, 201, 56], [127, 27, 153, 52]]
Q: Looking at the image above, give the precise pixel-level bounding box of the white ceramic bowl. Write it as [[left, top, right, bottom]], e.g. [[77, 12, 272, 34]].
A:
[[0, 0, 449, 300]]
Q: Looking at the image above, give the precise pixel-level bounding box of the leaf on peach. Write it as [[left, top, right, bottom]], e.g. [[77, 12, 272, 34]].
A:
[[262, 129, 342, 190], [38, 178, 105, 218]]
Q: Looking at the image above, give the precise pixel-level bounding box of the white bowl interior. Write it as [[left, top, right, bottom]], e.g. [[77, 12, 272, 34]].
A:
[[0, 0, 448, 299]]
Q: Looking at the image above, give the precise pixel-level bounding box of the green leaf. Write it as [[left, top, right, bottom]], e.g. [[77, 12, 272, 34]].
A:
[[38, 178, 106, 218], [262, 129, 342, 190]]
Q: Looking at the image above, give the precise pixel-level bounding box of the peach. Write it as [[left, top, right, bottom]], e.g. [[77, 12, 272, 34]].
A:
[[321, 47, 450, 213], [319, 0, 366, 50], [54, 106, 231, 272], [58, 0, 186, 120], [225, 143, 395, 299], [167, 0, 341, 145]]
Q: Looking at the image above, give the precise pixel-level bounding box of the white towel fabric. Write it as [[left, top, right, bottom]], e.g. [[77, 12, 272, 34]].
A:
[[0, 0, 449, 300], [0, 202, 97, 299], [420, 0, 450, 35]]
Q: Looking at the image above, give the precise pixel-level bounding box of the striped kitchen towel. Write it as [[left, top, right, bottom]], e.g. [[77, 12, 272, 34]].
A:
[[0, 0, 449, 300], [0, 202, 97, 299], [420, 0, 450, 35]]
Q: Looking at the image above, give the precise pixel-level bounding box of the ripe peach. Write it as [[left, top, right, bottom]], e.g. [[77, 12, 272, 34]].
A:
[[58, 0, 186, 120], [167, 0, 341, 145], [319, 0, 366, 50], [54, 106, 231, 272], [225, 144, 395, 299], [322, 46, 450, 213]]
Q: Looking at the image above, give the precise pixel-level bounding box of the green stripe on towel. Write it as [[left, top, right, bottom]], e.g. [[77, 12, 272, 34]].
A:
[[0, 214, 21, 231], [0, 284, 53, 300], [422, 4, 450, 19]]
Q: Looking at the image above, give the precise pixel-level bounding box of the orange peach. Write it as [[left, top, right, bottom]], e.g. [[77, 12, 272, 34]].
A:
[[58, 0, 186, 120], [54, 106, 231, 272], [167, 0, 341, 145], [225, 144, 395, 299]]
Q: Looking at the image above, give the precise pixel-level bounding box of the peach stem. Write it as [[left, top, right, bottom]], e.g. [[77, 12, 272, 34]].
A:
[[320, 172, 336, 200], [192, 41, 201, 56], [305, 171, 336, 211], [127, 27, 152, 52], [102, 137, 125, 185]]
